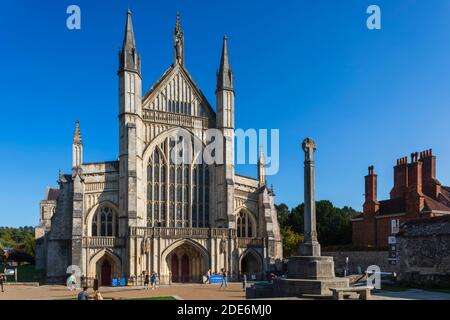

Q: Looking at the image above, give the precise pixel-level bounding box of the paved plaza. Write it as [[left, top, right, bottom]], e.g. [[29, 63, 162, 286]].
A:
[[0, 283, 246, 300], [1, 283, 450, 300]]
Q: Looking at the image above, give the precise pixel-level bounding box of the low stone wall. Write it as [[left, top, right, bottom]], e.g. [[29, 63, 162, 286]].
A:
[[323, 250, 397, 275], [397, 216, 450, 288]]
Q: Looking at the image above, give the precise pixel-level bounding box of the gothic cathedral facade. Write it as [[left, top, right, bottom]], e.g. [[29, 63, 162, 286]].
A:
[[35, 11, 282, 285]]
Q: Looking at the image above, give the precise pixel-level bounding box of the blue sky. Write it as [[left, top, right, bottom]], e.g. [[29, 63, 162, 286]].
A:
[[1, 0, 450, 227]]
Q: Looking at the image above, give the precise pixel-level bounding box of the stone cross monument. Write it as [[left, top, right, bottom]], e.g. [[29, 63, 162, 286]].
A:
[[272, 137, 349, 296], [300, 137, 321, 257]]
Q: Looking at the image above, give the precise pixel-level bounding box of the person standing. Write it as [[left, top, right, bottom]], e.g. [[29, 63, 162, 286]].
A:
[[77, 287, 90, 300], [220, 269, 228, 289], [144, 272, 150, 290], [93, 290, 104, 300], [206, 269, 211, 284], [151, 271, 157, 290], [93, 276, 99, 291], [0, 273, 5, 293], [242, 273, 247, 291]]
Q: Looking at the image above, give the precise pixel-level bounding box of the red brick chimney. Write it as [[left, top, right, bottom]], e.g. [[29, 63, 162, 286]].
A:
[[406, 152, 425, 215], [363, 166, 379, 216], [390, 156, 408, 199], [419, 149, 441, 199]]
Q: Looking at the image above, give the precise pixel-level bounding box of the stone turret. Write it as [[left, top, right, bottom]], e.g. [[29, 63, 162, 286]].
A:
[[72, 120, 83, 168], [118, 9, 141, 75], [117, 9, 145, 272], [258, 145, 266, 188], [215, 35, 235, 228]]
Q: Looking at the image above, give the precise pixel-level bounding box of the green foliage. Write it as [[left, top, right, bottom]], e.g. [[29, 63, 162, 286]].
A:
[[276, 201, 360, 254], [0, 226, 35, 257], [280, 226, 303, 258], [275, 203, 290, 227]]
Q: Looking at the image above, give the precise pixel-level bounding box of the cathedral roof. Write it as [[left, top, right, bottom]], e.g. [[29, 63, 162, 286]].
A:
[[45, 188, 60, 201], [142, 63, 216, 117]]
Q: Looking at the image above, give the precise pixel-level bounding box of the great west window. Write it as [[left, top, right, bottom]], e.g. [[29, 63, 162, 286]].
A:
[[147, 134, 210, 227]]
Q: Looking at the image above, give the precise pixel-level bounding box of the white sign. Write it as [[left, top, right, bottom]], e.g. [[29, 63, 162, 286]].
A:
[[5, 268, 15, 275], [388, 236, 396, 244]]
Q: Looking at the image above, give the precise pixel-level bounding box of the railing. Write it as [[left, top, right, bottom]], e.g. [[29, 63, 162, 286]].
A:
[[130, 227, 236, 239], [85, 181, 119, 192], [238, 238, 264, 248], [82, 237, 125, 248], [143, 110, 210, 129]]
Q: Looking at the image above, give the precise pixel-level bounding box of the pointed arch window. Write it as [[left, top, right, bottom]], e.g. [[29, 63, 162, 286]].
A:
[[237, 211, 254, 238], [91, 206, 118, 237]]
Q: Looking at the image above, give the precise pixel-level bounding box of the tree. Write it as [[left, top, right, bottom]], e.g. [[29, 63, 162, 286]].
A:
[[0, 227, 36, 259], [276, 200, 360, 252], [280, 226, 303, 259], [275, 203, 290, 227], [288, 204, 304, 234]]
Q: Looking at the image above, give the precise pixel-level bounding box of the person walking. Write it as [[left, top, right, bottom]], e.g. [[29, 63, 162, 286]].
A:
[[151, 271, 157, 290], [0, 273, 5, 293], [242, 273, 247, 291], [220, 269, 228, 289], [144, 272, 150, 290], [67, 271, 77, 291]]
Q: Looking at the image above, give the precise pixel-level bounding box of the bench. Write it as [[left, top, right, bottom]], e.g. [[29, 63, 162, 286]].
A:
[[330, 286, 373, 300]]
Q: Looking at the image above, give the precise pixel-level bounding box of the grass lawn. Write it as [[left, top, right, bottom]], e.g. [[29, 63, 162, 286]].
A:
[[127, 296, 177, 300]]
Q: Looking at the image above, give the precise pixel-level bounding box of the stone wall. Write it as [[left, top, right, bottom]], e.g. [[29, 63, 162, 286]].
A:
[[397, 215, 450, 288], [323, 250, 398, 275], [44, 178, 73, 283]]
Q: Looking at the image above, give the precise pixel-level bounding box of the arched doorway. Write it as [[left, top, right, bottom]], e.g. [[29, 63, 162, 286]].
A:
[[100, 260, 112, 286], [90, 251, 121, 287], [241, 250, 263, 281], [164, 240, 208, 284], [181, 254, 189, 282]]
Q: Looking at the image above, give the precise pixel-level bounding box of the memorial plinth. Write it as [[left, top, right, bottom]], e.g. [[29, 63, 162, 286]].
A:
[[273, 138, 348, 296]]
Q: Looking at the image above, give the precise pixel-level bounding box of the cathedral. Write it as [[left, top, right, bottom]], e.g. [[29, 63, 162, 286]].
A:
[[35, 11, 282, 286]]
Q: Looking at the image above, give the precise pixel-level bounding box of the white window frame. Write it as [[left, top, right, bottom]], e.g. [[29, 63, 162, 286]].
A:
[[391, 219, 400, 235]]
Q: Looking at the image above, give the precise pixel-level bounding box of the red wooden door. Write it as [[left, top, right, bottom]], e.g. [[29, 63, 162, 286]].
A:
[[181, 254, 189, 282], [101, 260, 112, 286], [171, 255, 179, 282]]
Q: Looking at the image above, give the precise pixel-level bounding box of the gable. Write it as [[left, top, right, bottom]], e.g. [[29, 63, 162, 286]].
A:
[[142, 64, 215, 119]]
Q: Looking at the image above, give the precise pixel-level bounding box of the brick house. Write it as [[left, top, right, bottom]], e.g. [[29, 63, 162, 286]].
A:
[[352, 149, 450, 248]]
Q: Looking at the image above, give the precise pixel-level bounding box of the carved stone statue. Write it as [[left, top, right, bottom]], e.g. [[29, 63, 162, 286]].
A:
[[175, 37, 182, 62], [145, 237, 151, 254], [174, 12, 183, 64], [220, 236, 226, 254], [142, 237, 151, 254]]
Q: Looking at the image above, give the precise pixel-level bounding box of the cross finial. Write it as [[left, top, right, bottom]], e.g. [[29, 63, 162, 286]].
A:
[[302, 137, 316, 162]]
